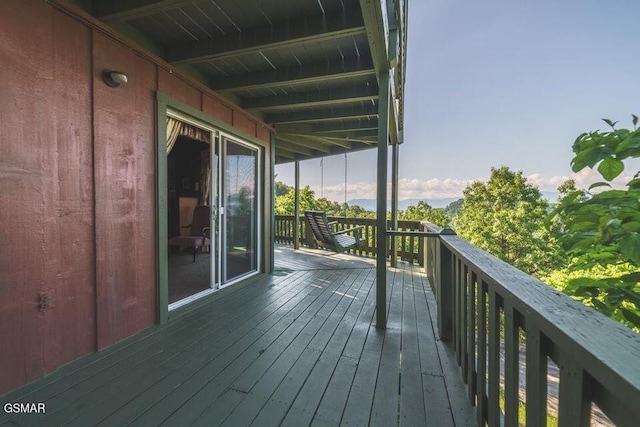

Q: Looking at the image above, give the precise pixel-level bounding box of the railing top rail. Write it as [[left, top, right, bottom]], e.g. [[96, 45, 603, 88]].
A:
[[386, 230, 439, 237], [432, 230, 640, 409]]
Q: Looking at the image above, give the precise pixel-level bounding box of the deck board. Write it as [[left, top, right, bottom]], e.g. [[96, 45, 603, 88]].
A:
[[0, 245, 476, 427]]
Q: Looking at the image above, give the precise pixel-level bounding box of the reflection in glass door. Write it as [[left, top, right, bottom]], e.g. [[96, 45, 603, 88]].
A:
[[223, 138, 259, 282]]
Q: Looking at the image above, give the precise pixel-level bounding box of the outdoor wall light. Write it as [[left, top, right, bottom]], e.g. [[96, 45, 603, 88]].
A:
[[102, 70, 128, 88]]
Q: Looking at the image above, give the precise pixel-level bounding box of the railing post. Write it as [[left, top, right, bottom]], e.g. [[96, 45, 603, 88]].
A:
[[437, 228, 456, 341]]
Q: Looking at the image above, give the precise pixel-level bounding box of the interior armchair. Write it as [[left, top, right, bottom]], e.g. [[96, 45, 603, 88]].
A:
[[169, 205, 211, 262]]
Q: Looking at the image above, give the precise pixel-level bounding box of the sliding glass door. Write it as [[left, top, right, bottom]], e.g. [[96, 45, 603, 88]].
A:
[[165, 114, 261, 309]]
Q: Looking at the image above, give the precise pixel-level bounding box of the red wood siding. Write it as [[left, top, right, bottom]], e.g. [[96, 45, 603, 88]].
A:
[[0, 0, 272, 395], [158, 69, 202, 111], [257, 124, 271, 143], [93, 32, 158, 349], [202, 94, 233, 125], [0, 1, 95, 393], [233, 112, 258, 138]]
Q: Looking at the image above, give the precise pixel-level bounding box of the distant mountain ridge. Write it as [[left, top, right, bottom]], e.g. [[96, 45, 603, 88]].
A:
[[348, 191, 560, 211], [347, 198, 461, 210]]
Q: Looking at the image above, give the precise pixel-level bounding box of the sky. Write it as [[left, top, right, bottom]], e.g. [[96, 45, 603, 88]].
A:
[[276, 0, 640, 202]]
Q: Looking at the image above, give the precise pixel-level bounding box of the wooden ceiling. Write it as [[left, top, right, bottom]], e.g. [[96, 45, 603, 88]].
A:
[[87, 0, 406, 164]]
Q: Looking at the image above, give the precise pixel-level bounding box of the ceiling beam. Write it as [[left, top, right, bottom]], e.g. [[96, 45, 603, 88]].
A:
[[167, 9, 365, 65], [272, 140, 315, 156], [289, 134, 353, 150], [241, 85, 378, 111], [359, 0, 390, 77], [210, 56, 374, 92], [275, 135, 332, 154], [314, 119, 379, 133], [96, 0, 194, 23], [324, 135, 377, 145], [265, 103, 378, 125], [282, 129, 378, 139], [274, 119, 379, 134], [274, 145, 300, 159]]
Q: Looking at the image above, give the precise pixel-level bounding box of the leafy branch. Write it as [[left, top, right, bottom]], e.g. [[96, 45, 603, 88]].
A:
[[551, 115, 640, 330]]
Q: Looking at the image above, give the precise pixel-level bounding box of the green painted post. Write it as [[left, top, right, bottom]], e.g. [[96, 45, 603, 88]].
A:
[[270, 133, 276, 272], [390, 142, 399, 267], [294, 160, 300, 250], [376, 70, 390, 329]]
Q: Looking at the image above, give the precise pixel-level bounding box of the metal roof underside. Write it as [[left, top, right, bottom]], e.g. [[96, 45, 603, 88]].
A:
[[90, 0, 405, 164]]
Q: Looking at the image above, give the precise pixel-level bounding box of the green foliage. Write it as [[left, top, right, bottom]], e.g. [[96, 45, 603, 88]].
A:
[[274, 185, 320, 215], [398, 200, 451, 228], [274, 183, 376, 217], [443, 198, 463, 218], [542, 263, 640, 333], [550, 116, 640, 330], [274, 181, 292, 197], [455, 166, 560, 276]]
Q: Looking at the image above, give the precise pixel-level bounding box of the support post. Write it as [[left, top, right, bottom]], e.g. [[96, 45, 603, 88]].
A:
[[376, 70, 390, 329], [390, 142, 399, 267], [294, 160, 300, 250], [269, 133, 276, 272]]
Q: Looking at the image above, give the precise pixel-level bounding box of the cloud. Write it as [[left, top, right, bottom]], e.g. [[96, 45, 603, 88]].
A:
[[526, 169, 635, 192], [310, 169, 637, 202]]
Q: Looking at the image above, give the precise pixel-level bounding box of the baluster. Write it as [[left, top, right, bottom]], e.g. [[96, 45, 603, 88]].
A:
[[487, 288, 501, 426], [468, 270, 477, 404], [526, 326, 547, 426], [504, 303, 519, 427], [558, 350, 589, 426], [476, 277, 488, 426]]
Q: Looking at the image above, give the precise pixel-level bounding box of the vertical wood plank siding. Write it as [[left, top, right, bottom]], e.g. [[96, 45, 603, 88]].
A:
[[0, 0, 271, 394], [421, 221, 640, 427], [93, 32, 158, 349], [0, 1, 96, 393]]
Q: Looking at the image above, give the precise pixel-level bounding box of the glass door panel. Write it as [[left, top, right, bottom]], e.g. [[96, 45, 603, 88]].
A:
[[223, 138, 258, 282], [167, 128, 218, 305]]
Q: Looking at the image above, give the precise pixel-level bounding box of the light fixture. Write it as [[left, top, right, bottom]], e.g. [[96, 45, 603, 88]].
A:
[[102, 70, 128, 88]]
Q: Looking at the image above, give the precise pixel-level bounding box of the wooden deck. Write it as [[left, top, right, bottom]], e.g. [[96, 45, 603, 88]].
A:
[[0, 245, 476, 426]]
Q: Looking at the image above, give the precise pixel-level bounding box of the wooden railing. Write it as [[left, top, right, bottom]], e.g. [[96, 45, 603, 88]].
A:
[[421, 221, 640, 427], [274, 215, 424, 264]]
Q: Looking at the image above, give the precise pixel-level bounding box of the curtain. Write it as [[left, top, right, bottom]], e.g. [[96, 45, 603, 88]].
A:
[[200, 149, 211, 206], [166, 117, 182, 154], [166, 116, 211, 154], [167, 115, 213, 206]]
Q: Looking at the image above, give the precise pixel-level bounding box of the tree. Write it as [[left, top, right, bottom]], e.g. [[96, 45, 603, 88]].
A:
[[549, 116, 640, 330], [274, 185, 318, 215], [443, 198, 463, 219], [455, 166, 559, 276], [274, 181, 292, 197], [399, 200, 451, 228]]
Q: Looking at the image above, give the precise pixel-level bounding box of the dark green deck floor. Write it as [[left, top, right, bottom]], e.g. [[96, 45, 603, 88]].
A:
[[0, 246, 476, 426]]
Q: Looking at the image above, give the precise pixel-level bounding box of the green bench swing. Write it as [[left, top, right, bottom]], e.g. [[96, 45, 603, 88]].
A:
[[304, 210, 365, 253]]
